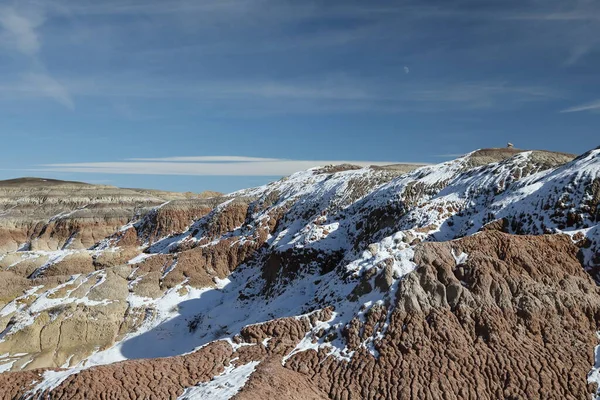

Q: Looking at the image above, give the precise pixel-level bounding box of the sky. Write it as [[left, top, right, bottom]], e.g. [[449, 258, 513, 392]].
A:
[[0, 0, 598, 193]]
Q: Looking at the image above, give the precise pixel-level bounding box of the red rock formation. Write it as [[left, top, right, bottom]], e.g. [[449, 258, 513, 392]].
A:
[[3, 233, 597, 400], [284, 233, 600, 399]]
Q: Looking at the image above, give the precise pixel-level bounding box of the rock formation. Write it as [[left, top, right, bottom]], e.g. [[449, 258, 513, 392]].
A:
[[0, 178, 219, 253], [0, 147, 599, 399]]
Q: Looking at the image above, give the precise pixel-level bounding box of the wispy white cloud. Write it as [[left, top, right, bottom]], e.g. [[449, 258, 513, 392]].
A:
[[128, 156, 282, 162], [22, 73, 74, 109], [0, 5, 74, 110], [50, 76, 374, 102], [0, 76, 553, 115], [0, 73, 74, 109], [0, 0, 588, 114], [46, 0, 406, 21], [560, 100, 600, 113], [503, 2, 600, 66], [34, 156, 424, 176], [505, 11, 600, 22], [46, 0, 257, 16], [407, 82, 561, 110], [0, 7, 42, 56]]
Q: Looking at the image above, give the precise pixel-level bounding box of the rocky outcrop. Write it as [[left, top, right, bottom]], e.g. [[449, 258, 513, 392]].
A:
[[130, 199, 224, 246], [0, 341, 233, 400], [283, 232, 600, 399], [463, 148, 573, 170], [0, 267, 131, 370], [3, 232, 598, 399], [0, 310, 335, 399], [0, 177, 217, 252], [234, 358, 330, 400], [0, 271, 30, 308], [0, 148, 598, 399]]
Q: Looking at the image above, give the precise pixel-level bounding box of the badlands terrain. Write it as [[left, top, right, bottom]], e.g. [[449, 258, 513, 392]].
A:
[[0, 146, 598, 399]]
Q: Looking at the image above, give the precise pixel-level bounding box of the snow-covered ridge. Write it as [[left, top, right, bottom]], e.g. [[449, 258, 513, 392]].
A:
[[1, 146, 599, 397]]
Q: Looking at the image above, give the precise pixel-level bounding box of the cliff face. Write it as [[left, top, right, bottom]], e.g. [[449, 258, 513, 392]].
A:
[[0, 178, 218, 253], [0, 147, 599, 400]]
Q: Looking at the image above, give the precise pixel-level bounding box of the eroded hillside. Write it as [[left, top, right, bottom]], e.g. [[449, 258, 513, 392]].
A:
[[0, 147, 599, 400]]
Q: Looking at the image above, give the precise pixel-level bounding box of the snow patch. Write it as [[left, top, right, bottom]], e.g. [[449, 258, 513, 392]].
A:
[[177, 361, 259, 400], [0, 359, 16, 373], [27, 368, 85, 399], [451, 249, 468, 265], [589, 333, 600, 400]]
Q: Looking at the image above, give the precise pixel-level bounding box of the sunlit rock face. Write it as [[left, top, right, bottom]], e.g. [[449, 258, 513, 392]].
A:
[[2, 147, 600, 400], [0, 177, 220, 253]]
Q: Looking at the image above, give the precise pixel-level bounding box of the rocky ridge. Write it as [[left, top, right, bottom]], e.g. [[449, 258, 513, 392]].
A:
[[0, 147, 599, 399], [0, 177, 220, 253]]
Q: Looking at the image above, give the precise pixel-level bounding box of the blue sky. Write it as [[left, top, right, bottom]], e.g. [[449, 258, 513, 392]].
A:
[[0, 0, 598, 193]]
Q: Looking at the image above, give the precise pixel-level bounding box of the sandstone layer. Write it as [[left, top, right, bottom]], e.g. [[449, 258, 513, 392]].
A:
[[0, 177, 219, 253]]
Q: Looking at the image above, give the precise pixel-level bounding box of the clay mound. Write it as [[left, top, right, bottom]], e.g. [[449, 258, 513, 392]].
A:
[[234, 358, 329, 400], [0, 177, 206, 252], [371, 163, 426, 173], [0, 341, 233, 400], [313, 164, 363, 174], [125, 188, 222, 200], [284, 232, 600, 400], [0, 177, 93, 187], [465, 148, 574, 169]]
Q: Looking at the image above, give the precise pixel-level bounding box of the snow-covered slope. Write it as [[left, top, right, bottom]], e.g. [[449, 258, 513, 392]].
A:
[[1, 147, 600, 400]]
